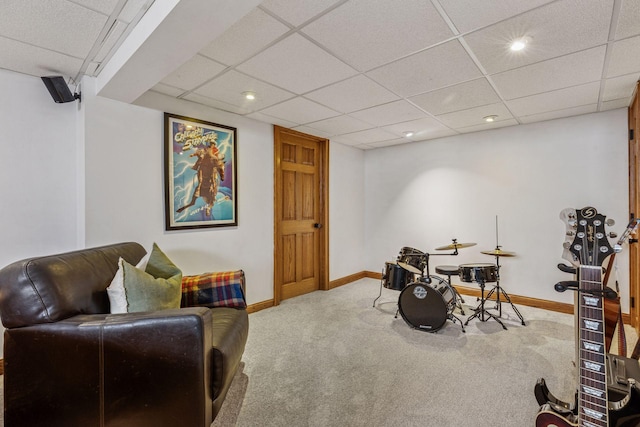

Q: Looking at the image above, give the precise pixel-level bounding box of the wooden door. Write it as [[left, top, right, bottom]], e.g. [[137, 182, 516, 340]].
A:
[[629, 83, 640, 333], [274, 126, 329, 304]]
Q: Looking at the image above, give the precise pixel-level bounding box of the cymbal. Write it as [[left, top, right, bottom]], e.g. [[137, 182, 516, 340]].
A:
[[481, 249, 516, 257], [435, 242, 477, 250]]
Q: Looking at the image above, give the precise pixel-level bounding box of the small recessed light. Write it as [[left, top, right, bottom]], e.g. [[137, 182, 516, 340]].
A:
[[403, 131, 414, 138], [510, 36, 531, 52], [483, 115, 498, 123], [242, 91, 256, 100]]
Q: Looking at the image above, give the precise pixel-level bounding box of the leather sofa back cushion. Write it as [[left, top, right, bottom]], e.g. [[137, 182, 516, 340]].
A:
[[0, 242, 146, 328]]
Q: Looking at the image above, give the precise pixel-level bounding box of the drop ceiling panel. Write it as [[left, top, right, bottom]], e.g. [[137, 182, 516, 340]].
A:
[[194, 70, 295, 111], [602, 98, 631, 110], [259, 0, 344, 27], [438, 0, 554, 34], [246, 111, 298, 128], [0, 0, 108, 58], [73, 0, 121, 15], [305, 115, 372, 135], [258, 96, 339, 124], [118, 0, 153, 23], [237, 33, 357, 94], [457, 118, 519, 134], [150, 83, 186, 98], [615, 0, 640, 39], [380, 117, 453, 139], [366, 40, 483, 97], [182, 92, 251, 115], [607, 35, 640, 78], [491, 46, 606, 100], [464, 0, 613, 74], [350, 100, 427, 127], [409, 78, 501, 116], [304, 75, 399, 113], [506, 82, 600, 117], [518, 104, 597, 124], [603, 74, 639, 101], [199, 8, 290, 66], [366, 138, 408, 149], [336, 127, 398, 144], [435, 102, 513, 129], [0, 37, 84, 78], [160, 55, 227, 90], [301, 0, 453, 72]]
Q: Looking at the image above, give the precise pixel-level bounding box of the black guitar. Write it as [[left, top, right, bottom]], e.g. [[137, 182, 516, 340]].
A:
[[535, 207, 640, 427]]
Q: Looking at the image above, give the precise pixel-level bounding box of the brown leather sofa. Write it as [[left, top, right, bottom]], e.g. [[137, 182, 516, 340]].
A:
[[0, 242, 249, 427]]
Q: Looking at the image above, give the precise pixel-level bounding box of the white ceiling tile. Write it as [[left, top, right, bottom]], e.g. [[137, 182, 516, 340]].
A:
[[366, 40, 482, 97], [607, 35, 640, 78], [118, 0, 153, 23], [366, 139, 409, 149], [457, 118, 518, 133], [436, 102, 513, 129], [150, 83, 186, 97], [601, 99, 631, 111], [464, 0, 613, 74], [518, 104, 597, 124], [93, 20, 127, 63], [237, 33, 357, 94], [409, 78, 500, 115], [337, 128, 398, 144], [380, 117, 452, 138], [438, 0, 554, 34], [0, 0, 108, 58], [302, 0, 453, 71], [259, 0, 343, 27], [161, 55, 227, 90], [491, 46, 606, 100], [258, 97, 339, 124], [305, 115, 372, 135], [615, 0, 640, 39], [199, 8, 290, 66], [350, 100, 427, 126], [603, 73, 639, 101], [506, 82, 600, 117], [194, 70, 295, 111], [182, 93, 251, 115], [0, 37, 84, 79], [71, 0, 121, 15], [246, 111, 298, 128], [304, 75, 399, 113]]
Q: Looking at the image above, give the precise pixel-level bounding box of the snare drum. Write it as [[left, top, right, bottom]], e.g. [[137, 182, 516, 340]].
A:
[[382, 262, 413, 291], [458, 263, 497, 284], [398, 276, 455, 332], [397, 247, 427, 274]]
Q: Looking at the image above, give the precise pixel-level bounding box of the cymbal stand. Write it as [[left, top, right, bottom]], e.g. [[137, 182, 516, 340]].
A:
[[464, 276, 506, 330], [484, 248, 526, 326]]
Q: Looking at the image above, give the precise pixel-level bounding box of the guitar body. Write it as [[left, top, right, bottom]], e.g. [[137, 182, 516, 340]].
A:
[[536, 383, 640, 427]]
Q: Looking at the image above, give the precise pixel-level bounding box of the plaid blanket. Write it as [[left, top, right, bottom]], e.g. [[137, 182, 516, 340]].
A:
[[181, 270, 246, 309]]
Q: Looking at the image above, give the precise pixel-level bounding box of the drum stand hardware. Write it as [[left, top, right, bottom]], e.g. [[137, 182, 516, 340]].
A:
[[480, 246, 526, 326], [463, 277, 507, 330]]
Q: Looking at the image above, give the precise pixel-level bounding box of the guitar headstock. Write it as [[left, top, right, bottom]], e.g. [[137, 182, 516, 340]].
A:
[[559, 208, 578, 266], [565, 207, 613, 268]]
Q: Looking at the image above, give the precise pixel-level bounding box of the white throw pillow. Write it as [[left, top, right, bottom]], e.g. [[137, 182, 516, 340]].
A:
[[107, 253, 149, 313]]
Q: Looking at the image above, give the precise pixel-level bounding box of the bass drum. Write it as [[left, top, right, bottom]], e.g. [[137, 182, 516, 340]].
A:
[[398, 276, 454, 332]]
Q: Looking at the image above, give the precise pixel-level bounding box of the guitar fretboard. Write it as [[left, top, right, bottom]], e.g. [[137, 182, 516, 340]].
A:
[[578, 265, 608, 427]]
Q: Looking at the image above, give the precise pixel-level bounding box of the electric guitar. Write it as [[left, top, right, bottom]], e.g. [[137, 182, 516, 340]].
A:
[[535, 207, 640, 427]]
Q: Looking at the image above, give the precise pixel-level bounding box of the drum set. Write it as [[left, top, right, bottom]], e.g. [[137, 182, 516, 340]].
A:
[[373, 239, 525, 333]]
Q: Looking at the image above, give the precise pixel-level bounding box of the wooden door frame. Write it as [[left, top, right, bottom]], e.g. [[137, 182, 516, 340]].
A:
[[629, 83, 639, 332], [273, 125, 329, 306]]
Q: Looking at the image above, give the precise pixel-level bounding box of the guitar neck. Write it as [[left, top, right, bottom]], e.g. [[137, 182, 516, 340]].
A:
[[578, 265, 608, 427]]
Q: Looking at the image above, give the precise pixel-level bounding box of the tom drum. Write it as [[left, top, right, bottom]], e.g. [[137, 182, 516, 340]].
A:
[[458, 263, 498, 284]]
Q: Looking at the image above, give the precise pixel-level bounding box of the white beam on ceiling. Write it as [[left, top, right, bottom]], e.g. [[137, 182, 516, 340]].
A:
[[96, 0, 261, 103]]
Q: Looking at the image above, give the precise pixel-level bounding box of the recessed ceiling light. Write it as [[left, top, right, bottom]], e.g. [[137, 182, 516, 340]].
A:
[[403, 131, 414, 138], [242, 91, 256, 100], [510, 36, 531, 52], [483, 115, 498, 123]]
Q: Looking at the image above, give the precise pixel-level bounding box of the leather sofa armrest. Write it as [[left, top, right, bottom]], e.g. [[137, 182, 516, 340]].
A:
[[4, 307, 214, 427]]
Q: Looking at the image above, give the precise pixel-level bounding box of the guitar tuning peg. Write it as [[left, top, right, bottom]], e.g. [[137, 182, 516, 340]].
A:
[[566, 231, 575, 237], [609, 232, 618, 239], [606, 218, 615, 226], [568, 219, 577, 227], [563, 241, 571, 249]]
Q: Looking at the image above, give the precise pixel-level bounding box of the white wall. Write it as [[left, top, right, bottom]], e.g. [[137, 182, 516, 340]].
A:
[[365, 109, 630, 310], [329, 143, 366, 279]]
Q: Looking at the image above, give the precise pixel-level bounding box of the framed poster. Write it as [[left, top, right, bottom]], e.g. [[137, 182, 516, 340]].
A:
[[164, 113, 237, 230]]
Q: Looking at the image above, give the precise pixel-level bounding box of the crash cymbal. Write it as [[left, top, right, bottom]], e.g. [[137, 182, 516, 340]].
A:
[[435, 242, 477, 250], [481, 249, 516, 257]]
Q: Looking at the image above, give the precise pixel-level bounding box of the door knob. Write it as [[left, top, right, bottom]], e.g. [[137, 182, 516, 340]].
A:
[[313, 223, 322, 229]]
